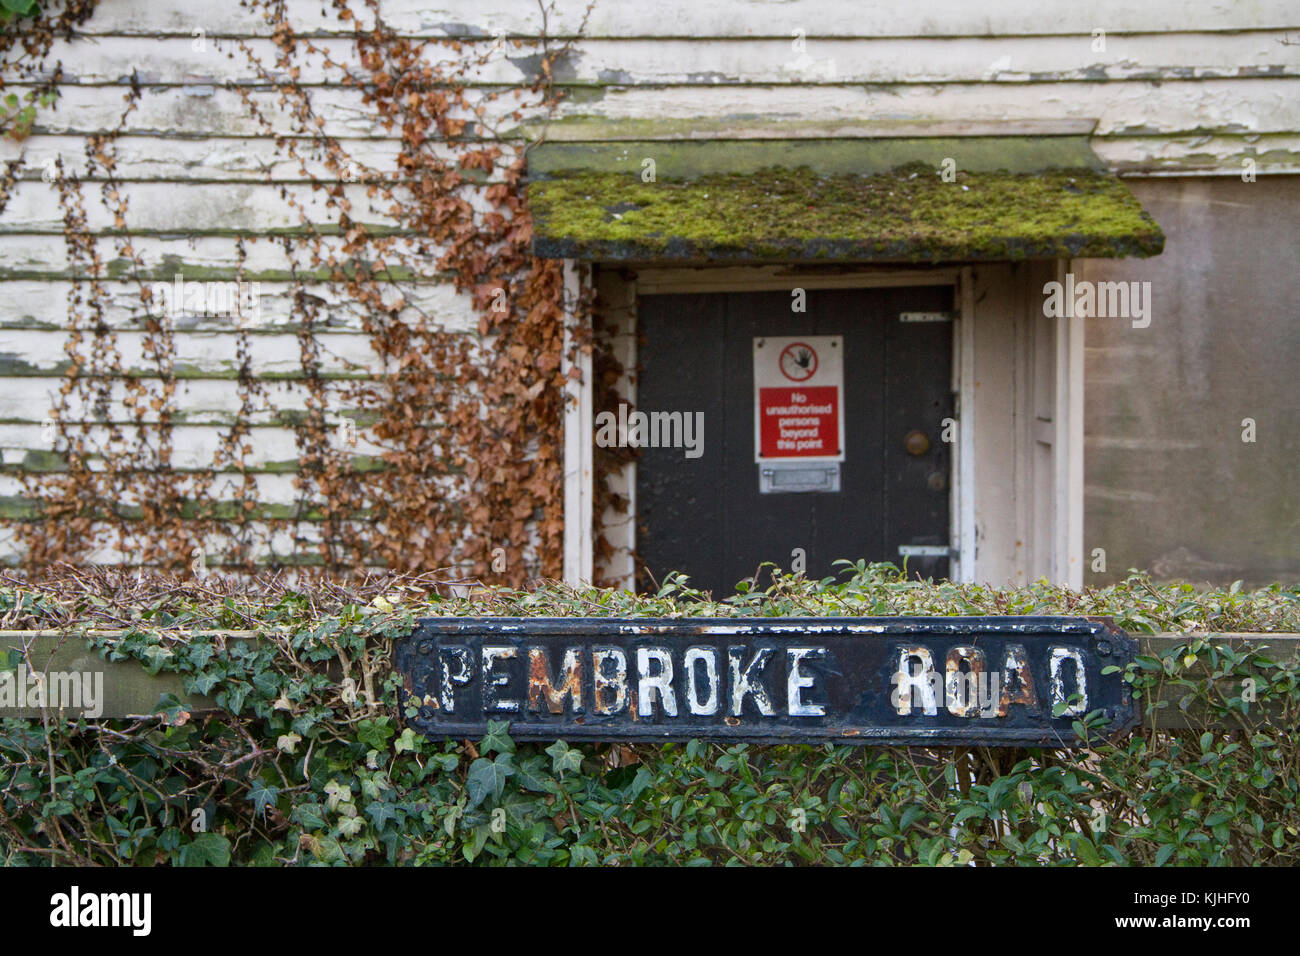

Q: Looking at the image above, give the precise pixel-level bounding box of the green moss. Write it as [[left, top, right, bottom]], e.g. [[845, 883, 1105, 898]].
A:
[[0, 355, 46, 376], [0, 360, 374, 382], [62, 497, 361, 523], [0, 496, 39, 518], [19, 450, 66, 473], [529, 162, 1165, 262], [0, 495, 368, 522], [91, 258, 443, 283], [166, 408, 378, 428], [1, 453, 393, 477], [259, 454, 391, 474]]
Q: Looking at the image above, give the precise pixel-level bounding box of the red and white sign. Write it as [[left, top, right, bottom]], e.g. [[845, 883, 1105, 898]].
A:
[[753, 336, 845, 462]]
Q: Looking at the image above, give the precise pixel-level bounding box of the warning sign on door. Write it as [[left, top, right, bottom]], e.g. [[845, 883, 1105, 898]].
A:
[[753, 336, 845, 462]]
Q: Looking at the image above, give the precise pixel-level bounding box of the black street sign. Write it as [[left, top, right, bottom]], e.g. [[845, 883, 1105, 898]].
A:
[[395, 616, 1138, 746]]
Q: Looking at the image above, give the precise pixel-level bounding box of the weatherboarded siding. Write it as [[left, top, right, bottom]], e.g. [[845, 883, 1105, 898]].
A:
[[0, 0, 1297, 574]]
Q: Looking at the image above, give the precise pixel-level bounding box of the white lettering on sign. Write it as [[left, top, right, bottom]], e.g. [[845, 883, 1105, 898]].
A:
[[482, 646, 519, 713], [753, 336, 846, 463], [405, 635, 1114, 737], [729, 646, 777, 716], [786, 647, 826, 716], [428, 644, 833, 721], [888, 643, 1089, 718], [684, 646, 721, 716], [1049, 646, 1089, 715], [638, 647, 678, 717], [439, 646, 473, 713], [891, 646, 940, 716], [592, 646, 629, 715]]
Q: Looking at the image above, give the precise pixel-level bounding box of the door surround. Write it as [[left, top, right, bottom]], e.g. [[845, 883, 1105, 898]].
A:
[[562, 261, 1083, 590]]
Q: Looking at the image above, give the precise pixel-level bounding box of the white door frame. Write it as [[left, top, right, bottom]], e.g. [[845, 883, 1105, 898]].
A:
[[953, 267, 977, 583], [1052, 260, 1086, 588], [561, 259, 593, 586]]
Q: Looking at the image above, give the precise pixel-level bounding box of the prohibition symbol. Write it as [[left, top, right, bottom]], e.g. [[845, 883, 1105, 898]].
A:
[[779, 342, 818, 382]]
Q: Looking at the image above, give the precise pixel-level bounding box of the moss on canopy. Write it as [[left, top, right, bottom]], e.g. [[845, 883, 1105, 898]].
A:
[[529, 162, 1165, 262]]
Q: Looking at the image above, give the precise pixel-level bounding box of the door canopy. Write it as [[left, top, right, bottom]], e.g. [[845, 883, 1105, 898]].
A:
[[527, 134, 1163, 263]]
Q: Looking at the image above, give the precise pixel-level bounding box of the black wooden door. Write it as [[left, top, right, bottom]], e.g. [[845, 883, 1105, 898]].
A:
[[635, 286, 953, 595]]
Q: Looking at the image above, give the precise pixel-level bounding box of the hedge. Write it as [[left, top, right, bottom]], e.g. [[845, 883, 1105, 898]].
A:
[[1, 563, 1297, 866]]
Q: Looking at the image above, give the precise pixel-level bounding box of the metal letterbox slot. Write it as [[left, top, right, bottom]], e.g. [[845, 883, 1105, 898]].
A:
[[898, 544, 956, 557], [760, 463, 841, 494]]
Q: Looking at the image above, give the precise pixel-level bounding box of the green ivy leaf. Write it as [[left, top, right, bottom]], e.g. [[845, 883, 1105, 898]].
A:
[[140, 644, 175, 675], [292, 803, 327, 831], [479, 719, 515, 755], [365, 800, 401, 831], [513, 755, 554, 793], [247, 781, 280, 821], [188, 672, 220, 695], [222, 681, 250, 713], [625, 766, 655, 802], [466, 753, 514, 808], [357, 716, 395, 749], [177, 833, 231, 867], [546, 740, 583, 776], [436, 753, 461, 772], [323, 779, 352, 811], [151, 692, 186, 724], [394, 727, 423, 754]]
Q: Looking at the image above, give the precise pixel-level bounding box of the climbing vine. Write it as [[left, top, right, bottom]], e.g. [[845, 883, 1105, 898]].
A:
[[0, 0, 96, 140], [591, 291, 635, 587], [3, 0, 590, 582]]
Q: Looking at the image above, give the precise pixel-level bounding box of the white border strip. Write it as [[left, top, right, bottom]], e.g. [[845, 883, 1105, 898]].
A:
[[562, 259, 593, 586]]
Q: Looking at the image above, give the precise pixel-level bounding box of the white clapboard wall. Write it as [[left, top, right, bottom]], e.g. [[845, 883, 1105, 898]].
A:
[[0, 0, 1296, 568]]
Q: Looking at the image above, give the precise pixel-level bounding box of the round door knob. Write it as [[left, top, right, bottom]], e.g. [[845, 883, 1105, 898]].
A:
[[904, 430, 931, 456]]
